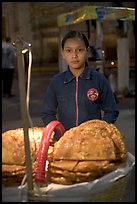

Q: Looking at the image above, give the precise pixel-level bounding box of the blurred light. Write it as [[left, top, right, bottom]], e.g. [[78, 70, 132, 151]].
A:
[[13, 36, 31, 53], [22, 42, 31, 54], [111, 61, 115, 65]]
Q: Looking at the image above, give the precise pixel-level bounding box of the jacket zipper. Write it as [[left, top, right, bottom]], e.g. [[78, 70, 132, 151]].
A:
[[76, 77, 79, 126]]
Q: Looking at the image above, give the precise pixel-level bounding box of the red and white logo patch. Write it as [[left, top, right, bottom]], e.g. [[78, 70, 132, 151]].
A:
[[87, 88, 99, 101]]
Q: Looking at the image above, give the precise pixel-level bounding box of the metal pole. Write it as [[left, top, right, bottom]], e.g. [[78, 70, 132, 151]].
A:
[[15, 38, 33, 191]]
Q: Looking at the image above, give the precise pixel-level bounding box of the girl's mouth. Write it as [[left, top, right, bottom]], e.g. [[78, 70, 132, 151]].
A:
[[71, 61, 79, 64]]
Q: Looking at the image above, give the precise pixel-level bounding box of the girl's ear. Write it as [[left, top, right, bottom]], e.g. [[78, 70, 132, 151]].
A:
[[87, 47, 90, 54], [61, 48, 65, 59], [86, 47, 90, 62]]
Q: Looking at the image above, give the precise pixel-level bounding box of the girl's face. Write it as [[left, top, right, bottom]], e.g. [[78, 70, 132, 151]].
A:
[[62, 38, 89, 71]]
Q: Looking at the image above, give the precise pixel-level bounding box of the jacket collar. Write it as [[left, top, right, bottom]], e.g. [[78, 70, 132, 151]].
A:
[[64, 64, 92, 84]]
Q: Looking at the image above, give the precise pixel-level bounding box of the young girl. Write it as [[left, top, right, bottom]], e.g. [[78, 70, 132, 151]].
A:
[[41, 30, 119, 131]]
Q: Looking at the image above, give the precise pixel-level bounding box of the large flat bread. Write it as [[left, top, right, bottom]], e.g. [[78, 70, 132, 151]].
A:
[[2, 127, 45, 166], [53, 127, 116, 161], [53, 119, 127, 162]]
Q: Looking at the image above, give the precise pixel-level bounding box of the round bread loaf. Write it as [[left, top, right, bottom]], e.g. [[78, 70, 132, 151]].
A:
[[2, 127, 55, 186], [47, 120, 127, 185]]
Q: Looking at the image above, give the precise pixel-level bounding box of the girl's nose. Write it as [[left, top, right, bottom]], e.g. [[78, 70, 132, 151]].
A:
[[72, 51, 78, 58]]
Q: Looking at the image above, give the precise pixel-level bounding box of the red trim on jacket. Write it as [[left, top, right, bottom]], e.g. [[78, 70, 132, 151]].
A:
[[76, 77, 79, 126]]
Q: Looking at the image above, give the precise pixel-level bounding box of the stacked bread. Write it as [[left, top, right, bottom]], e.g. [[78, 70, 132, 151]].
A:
[[2, 127, 55, 186], [47, 120, 127, 185], [2, 120, 127, 186]]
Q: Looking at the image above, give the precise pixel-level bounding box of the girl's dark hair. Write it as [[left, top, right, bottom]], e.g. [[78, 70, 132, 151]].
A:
[[61, 30, 89, 49]]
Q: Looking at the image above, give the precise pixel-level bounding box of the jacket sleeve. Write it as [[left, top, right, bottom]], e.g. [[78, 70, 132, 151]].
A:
[[100, 74, 119, 124], [40, 78, 58, 126]]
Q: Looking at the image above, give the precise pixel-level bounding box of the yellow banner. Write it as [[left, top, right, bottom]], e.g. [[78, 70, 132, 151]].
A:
[[57, 6, 135, 27]]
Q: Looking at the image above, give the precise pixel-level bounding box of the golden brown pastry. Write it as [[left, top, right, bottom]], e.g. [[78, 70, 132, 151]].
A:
[[2, 120, 127, 186], [47, 120, 127, 185], [2, 127, 43, 165], [2, 127, 55, 186]]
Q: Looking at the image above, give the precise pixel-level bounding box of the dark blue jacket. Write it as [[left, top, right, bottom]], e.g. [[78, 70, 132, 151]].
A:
[[41, 65, 119, 131]]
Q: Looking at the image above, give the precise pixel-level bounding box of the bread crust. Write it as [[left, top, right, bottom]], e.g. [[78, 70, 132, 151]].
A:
[[47, 120, 127, 184], [2, 127, 55, 186]]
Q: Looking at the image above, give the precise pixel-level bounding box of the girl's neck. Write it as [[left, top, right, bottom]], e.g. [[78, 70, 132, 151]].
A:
[[70, 67, 84, 77]]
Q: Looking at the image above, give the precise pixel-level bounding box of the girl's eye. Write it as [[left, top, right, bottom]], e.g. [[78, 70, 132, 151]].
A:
[[64, 48, 85, 54], [65, 49, 71, 53], [78, 49, 83, 52]]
